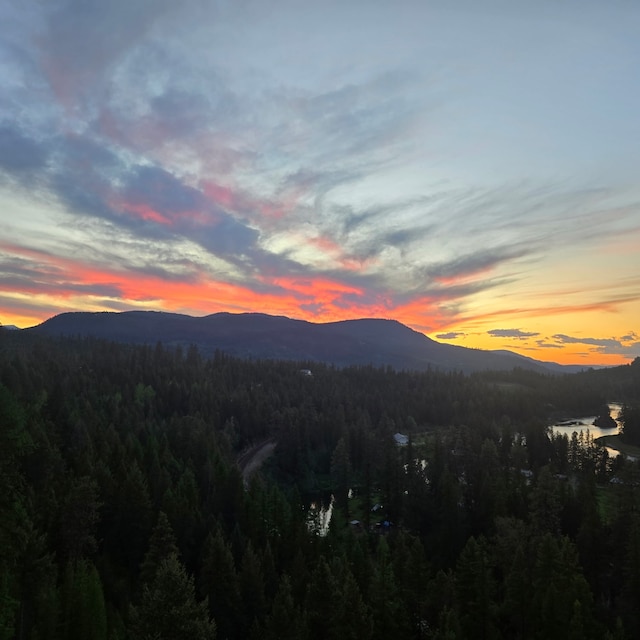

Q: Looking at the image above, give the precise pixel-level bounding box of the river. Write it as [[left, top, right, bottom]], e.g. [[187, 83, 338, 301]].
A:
[[549, 403, 623, 457], [309, 403, 627, 537]]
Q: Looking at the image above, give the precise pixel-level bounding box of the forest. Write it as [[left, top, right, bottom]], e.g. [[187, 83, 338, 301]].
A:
[[1, 329, 640, 639]]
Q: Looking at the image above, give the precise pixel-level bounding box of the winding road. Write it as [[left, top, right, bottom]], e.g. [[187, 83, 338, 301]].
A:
[[237, 438, 277, 487]]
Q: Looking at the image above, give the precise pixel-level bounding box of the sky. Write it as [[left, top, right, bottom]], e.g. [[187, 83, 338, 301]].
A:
[[1, 0, 639, 366]]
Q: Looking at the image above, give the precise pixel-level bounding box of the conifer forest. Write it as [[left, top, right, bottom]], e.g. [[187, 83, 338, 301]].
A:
[[1, 331, 640, 639]]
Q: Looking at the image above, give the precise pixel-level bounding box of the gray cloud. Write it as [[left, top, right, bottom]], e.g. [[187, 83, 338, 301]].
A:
[[0, 255, 51, 280], [10, 130, 264, 270], [489, 328, 540, 339], [535, 340, 564, 349], [0, 269, 122, 299], [436, 331, 466, 340], [0, 125, 48, 175], [39, 0, 176, 104], [552, 334, 621, 348], [551, 333, 640, 358], [197, 217, 260, 257], [122, 165, 206, 217]]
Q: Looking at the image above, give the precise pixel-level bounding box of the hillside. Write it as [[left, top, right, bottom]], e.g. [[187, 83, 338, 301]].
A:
[[29, 310, 584, 374]]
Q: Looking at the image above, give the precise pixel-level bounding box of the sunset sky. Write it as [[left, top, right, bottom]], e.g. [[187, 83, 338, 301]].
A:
[[1, 0, 639, 366]]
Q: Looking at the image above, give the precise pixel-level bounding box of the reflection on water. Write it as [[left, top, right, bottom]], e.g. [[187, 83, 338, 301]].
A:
[[550, 403, 623, 458], [307, 495, 334, 536]]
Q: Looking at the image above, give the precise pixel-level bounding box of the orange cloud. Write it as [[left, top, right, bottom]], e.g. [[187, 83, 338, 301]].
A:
[[2, 241, 445, 332], [1, 240, 635, 367]]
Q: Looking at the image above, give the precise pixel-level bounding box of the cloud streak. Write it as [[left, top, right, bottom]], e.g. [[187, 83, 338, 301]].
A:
[[551, 333, 640, 358], [488, 329, 541, 340]]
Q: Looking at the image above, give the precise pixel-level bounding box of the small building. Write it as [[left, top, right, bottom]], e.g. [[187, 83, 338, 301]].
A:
[[394, 432, 409, 446], [300, 369, 313, 376]]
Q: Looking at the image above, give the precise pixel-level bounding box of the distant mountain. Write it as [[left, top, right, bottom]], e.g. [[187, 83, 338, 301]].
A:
[[29, 310, 586, 374], [0, 324, 20, 330]]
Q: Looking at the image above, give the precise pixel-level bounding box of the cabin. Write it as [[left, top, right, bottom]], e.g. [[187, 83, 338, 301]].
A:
[[393, 432, 409, 446]]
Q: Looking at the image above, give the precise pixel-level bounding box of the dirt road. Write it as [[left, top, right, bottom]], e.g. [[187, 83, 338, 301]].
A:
[[237, 438, 277, 486]]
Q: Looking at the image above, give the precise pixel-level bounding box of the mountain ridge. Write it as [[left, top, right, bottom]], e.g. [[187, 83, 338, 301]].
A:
[[28, 310, 588, 374]]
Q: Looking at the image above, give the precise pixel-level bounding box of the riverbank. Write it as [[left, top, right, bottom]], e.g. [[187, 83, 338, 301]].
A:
[[595, 434, 640, 459]]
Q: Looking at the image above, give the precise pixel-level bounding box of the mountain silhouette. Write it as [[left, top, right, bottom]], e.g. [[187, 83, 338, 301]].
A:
[[29, 310, 585, 374]]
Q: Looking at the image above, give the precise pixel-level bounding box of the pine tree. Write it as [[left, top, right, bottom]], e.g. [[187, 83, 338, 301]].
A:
[[263, 574, 307, 640], [199, 528, 241, 640], [503, 542, 531, 638], [368, 538, 410, 640], [530, 467, 561, 535], [130, 553, 216, 640], [140, 511, 179, 585], [59, 560, 108, 640], [532, 534, 594, 640], [454, 536, 498, 640], [339, 569, 373, 640], [620, 404, 640, 446], [239, 542, 266, 638], [330, 436, 351, 514], [0, 383, 30, 640], [305, 557, 342, 640]]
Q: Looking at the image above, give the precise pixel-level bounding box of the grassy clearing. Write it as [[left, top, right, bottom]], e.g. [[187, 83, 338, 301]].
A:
[[595, 485, 618, 524]]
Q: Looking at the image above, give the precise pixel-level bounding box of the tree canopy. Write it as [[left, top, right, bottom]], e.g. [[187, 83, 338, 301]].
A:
[[0, 330, 639, 638]]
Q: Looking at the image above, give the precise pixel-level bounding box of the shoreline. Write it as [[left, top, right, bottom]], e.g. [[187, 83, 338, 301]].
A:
[[595, 434, 640, 459]]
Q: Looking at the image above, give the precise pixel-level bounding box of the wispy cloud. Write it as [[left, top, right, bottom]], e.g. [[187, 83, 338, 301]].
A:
[[551, 333, 640, 358], [535, 340, 564, 349], [436, 331, 466, 340]]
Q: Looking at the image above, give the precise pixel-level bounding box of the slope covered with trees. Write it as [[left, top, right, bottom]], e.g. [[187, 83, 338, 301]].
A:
[[0, 330, 639, 639]]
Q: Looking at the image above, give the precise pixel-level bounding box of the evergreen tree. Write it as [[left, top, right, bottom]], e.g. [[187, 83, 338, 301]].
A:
[[130, 553, 216, 640], [305, 557, 342, 640], [432, 606, 461, 640], [620, 404, 640, 446], [503, 542, 532, 638], [263, 574, 307, 640], [330, 436, 351, 514], [368, 538, 410, 640], [530, 467, 561, 535], [59, 560, 108, 640], [239, 543, 266, 638], [455, 536, 498, 640], [0, 383, 30, 640], [139, 511, 179, 585], [531, 534, 594, 640], [339, 569, 373, 640], [618, 511, 640, 637], [199, 529, 241, 640]]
